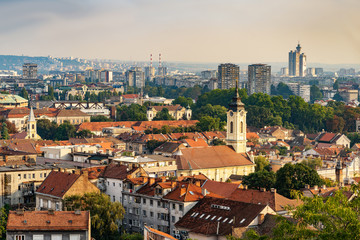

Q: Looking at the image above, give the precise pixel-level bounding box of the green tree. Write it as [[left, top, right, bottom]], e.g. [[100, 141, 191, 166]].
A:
[[333, 92, 344, 102], [146, 140, 166, 153], [212, 139, 226, 146], [302, 157, 323, 170], [310, 85, 323, 103], [242, 170, 276, 191], [64, 193, 125, 240], [196, 116, 224, 131], [173, 96, 194, 108], [91, 115, 113, 122], [76, 129, 94, 138], [54, 121, 76, 140], [117, 104, 147, 121], [271, 82, 294, 99], [153, 108, 175, 121], [119, 233, 143, 240], [1, 122, 9, 140], [275, 163, 324, 198], [0, 205, 9, 239], [37, 119, 58, 140], [19, 87, 29, 100], [333, 80, 339, 90], [254, 156, 271, 172]]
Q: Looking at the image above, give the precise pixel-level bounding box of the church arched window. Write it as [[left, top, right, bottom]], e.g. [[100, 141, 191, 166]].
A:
[[240, 121, 243, 133], [230, 121, 233, 133]]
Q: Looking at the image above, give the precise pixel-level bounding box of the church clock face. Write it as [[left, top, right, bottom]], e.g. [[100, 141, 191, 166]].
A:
[[230, 111, 233, 117]]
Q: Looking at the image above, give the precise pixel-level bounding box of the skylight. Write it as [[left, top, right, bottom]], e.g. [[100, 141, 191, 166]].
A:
[[217, 217, 222, 221], [194, 213, 199, 217], [191, 212, 196, 217], [211, 216, 216, 220], [228, 219, 233, 224], [223, 218, 228, 223], [189, 191, 194, 195], [205, 215, 211, 220], [240, 218, 246, 224], [199, 214, 205, 218]]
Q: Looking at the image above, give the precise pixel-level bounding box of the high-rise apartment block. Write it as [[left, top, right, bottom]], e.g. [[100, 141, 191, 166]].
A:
[[218, 63, 239, 89], [126, 69, 145, 88], [23, 63, 38, 79], [288, 43, 306, 77], [287, 83, 311, 102], [157, 66, 167, 76], [248, 64, 271, 95], [100, 70, 113, 83], [144, 66, 156, 81]]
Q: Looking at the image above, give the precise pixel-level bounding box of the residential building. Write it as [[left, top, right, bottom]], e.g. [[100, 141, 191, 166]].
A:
[[100, 70, 113, 83], [145, 66, 156, 81], [338, 89, 359, 102], [0, 94, 28, 109], [287, 83, 311, 102], [174, 197, 275, 240], [35, 170, 100, 211], [98, 163, 148, 203], [126, 69, 145, 88], [23, 63, 38, 79], [0, 108, 91, 132], [158, 66, 167, 76], [41, 145, 98, 161], [6, 210, 91, 240], [288, 43, 306, 77], [147, 105, 192, 121], [218, 64, 239, 89], [0, 164, 74, 208], [315, 132, 351, 148], [248, 64, 271, 95]]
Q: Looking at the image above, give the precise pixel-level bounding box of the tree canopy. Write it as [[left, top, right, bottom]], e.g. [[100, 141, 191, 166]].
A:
[[64, 192, 125, 240]]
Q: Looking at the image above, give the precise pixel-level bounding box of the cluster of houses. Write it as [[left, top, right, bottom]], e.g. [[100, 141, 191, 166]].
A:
[[2, 89, 360, 239]]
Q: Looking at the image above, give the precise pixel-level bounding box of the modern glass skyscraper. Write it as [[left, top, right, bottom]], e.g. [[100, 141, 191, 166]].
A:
[[248, 64, 271, 95], [288, 43, 306, 77]]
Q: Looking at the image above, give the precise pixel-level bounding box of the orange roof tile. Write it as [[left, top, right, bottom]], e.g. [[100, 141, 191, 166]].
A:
[[7, 211, 90, 231]]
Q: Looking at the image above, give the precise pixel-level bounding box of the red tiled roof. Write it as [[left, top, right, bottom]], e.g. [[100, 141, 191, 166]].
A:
[[7, 211, 89, 231], [228, 189, 302, 212], [247, 132, 260, 139], [100, 164, 130, 180], [202, 180, 240, 198], [36, 171, 80, 198], [182, 138, 208, 147], [175, 197, 268, 236], [122, 94, 139, 99], [145, 226, 178, 240], [318, 133, 336, 142], [163, 182, 223, 202], [177, 146, 254, 170], [150, 105, 183, 112], [82, 166, 106, 180]]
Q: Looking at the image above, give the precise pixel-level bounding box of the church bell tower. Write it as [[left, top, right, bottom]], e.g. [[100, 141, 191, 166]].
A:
[[226, 82, 247, 153]]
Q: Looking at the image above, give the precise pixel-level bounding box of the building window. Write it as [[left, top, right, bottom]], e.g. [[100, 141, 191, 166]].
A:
[[119, 183, 121, 187], [44, 173, 47, 177], [55, 202, 60, 211], [150, 211, 154, 217], [157, 201, 161, 207], [143, 210, 147, 217], [15, 236, 25, 240], [172, 216, 176, 223], [40, 173, 43, 178], [179, 205, 183, 211], [172, 203, 176, 210], [70, 234, 80, 240], [113, 196, 115, 202], [113, 182, 115, 187], [28, 174, 31, 179], [32, 124, 34, 129], [48, 200, 51, 209], [18, 174, 21, 180], [143, 198, 146, 204], [241, 121, 244, 133], [40, 198, 43, 208], [18, 186, 20, 190], [32, 174, 35, 178], [230, 121, 233, 133], [51, 234, 62, 240], [33, 235, 44, 240], [24, 174, 26, 179], [150, 200, 153, 206]]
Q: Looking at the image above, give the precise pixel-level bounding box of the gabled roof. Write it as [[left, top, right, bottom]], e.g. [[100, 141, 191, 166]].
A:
[[181, 138, 208, 148], [228, 189, 301, 212], [202, 180, 240, 198], [56, 109, 89, 117], [7, 211, 90, 231], [145, 225, 178, 240], [150, 104, 183, 112], [100, 164, 130, 180], [154, 142, 183, 154], [36, 171, 81, 198], [317, 132, 337, 142], [177, 146, 254, 170], [175, 197, 267, 236], [163, 182, 222, 202]]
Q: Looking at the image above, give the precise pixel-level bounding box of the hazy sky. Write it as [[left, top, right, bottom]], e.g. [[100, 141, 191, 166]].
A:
[[0, 0, 359, 64]]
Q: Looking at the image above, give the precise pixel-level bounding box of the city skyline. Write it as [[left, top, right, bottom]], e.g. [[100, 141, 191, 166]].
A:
[[0, 0, 359, 64]]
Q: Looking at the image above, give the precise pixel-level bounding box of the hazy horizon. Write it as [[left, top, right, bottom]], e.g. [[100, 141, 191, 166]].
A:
[[0, 0, 360, 65]]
